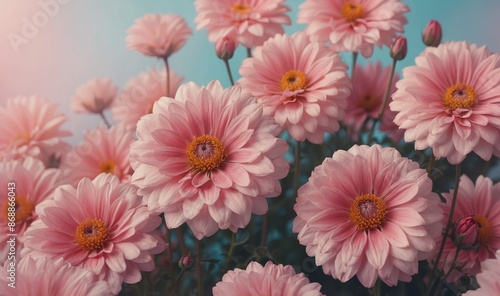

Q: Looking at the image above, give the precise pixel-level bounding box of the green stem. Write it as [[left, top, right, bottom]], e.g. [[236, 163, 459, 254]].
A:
[[223, 59, 235, 86], [163, 56, 171, 96], [351, 51, 358, 79], [246, 47, 252, 58], [223, 232, 236, 271], [196, 239, 204, 296], [293, 140, 301, 197], [372, 279, 381, 296], [442, 247, 461, 285], [176, 227, 188, 255], [427, 152, 435, 176]]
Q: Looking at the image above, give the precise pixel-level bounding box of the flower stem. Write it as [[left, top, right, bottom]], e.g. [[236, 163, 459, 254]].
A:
[[246, 47, 252, 58], [223, 232, 236, 271], [294, 140, 301, 197], [223, 59, 235, 86], [166, 228, 174, 279], [98, 111, 111, 128], [427, 152, 435, 176], [176, 226, 188, 255], [196, 239, 204, 296], [163, 56, 171, 97], [260, 213, 268, 248], [442, 247, 461, 284], [351, 51, 358, 79]]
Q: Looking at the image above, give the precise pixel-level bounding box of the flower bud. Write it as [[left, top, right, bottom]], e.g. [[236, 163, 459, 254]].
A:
[[178, 255, 194, 270], [390, 36, 407, 61], [215, 36, 236, 60], [452, 215, 480, 250], [422, 20, 442, 47]]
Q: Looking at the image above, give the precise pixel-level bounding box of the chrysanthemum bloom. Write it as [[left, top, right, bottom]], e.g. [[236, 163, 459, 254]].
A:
[[293, 144, 443, 287], [62, 125, 134, 186], [22, 174, 166, 294], [213, 261, 324, 296], [0, 256, 112, 296], [0, 157, 61, 259], [71, 78, 118, 114], [344, 62, 403, 142], [126, 13, 192, 58], [298, 0, 409, 57], [0, 95, 71, 161], [112, 67, 183, 131], [463, 250, 500, 296], [130, 81, 289, 239], [391, 42, 500, 164], [238, 32, 352, 144], [431, 175, 500, 282], [194, 0, 291, 49]]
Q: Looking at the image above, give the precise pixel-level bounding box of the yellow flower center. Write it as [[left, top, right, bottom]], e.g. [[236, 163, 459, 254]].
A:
[[475, 215, 491, 245], [443, 83, 477, 111], [231, 3, 251, 22], [186, 135, 226, 173], [280, 70, 308, 92], [350, 193, 388, 231], [75, 218, 109, 252], [99, 160, 115, 174], [341, 2, 364, 22], [1, 195, 34, 222], [359, 93, 379, 112], [12, 131, 31, 147]]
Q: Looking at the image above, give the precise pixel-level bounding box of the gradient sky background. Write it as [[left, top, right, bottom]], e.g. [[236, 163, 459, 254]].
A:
[[1, 0, 500, 144]]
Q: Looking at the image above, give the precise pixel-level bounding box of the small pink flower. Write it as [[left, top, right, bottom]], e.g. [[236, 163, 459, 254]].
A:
[[213, 261, 324, 296], [22, 174, 166, 294], [238, 32, 351, 144], [391, 41, 500, 164], [293, 144, 443, 287], [62, 125, 134, 186], [112, 67, 183, 131], [0, 256, 112, 296], [126, 13, 192, 58], [71, 78, 117, 114], [422, 20, 442, 47], [463, 250, 500, 296], [390, 36, 407, 61], [0, 96, 71, 161], [452, 215, 480, 250], [130, 81, 289, 239], [195, 0, 291, 48], [298, 0, 409, 57], [215, 36, 237, 60]]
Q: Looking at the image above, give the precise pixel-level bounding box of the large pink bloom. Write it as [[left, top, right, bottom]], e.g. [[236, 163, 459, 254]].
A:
[[293, 144, 443, 287], [130, 81, 289, 239], [298, 0, 409, 57], [431, 175, 500, 282], [0, 157, 61, 259], [213, 261, 324, 296], [391, 42, 500, 164], [62, 125, 134, 186], [112, 67, 183, 131], [464, 250, 500, 296], [126, 13, 192, 58], [0, 96, 71, 161], [194, 0, 291, 49], [22, 174, 166, 294], [238, 32, 352, 144], [0, 256, 112, 296], [344, 62, 403, 142], [71, 78, 117, 114]]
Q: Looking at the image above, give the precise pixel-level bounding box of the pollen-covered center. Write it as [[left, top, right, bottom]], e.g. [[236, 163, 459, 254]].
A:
[[99, 160, 115, 174], [1, 195, 34, 222], [350, 193, 388, 231], [359, 93, 379, 112], [475, 215, 491, 245], [341, 2, 364, 22], [186, 135, 226, 173], [280, 70, 308, 92], [231, 3, 251, 22], [443, 83, 477, 111], [75, 218, 109, 252]]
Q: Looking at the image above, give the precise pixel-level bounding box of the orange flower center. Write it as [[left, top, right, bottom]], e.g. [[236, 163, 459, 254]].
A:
[[280, 70, 308, 92], [359, 93, 379, 112], [443, 83, 477, 111], [99, 160, 116, 174], [186, 135, 226, 173], [12, 131, 31, 147], [1, 195, 34, 222], [231, 3, 251, 22], [75, 218, 109, 252], [350, 193, 387, 231], [475, 215, 491, 245], [341, 2, 364, 22]]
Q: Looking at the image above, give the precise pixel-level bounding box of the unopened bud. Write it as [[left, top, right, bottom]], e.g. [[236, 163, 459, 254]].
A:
[[178, 255, 194, 270], [390, 36, 407, 61], [452, 215, 480, 250], [422, 20, 442, 47], [215, 36, 236, 60]]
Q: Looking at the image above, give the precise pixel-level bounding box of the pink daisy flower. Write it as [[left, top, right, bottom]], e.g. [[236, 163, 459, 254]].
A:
[[71, 78, 118, 114], [22, 173, 166, 294], [298, 0, 409, 57], [0, 96, 71, 161], [126, 13, 192, 58], [238, 32, 352, 144], [344, 62, 403, 142], [112, 67, 183, 131], [292, 144, 443, 287], [194, 0, 291, 49], [0, 157, 61, 259], [130, 81, 289, 239], [431, 175, 500, 282], [463, 250, 500, 296], [213, 261, 324, 295], [390, 41, 500, 164], [0, 256, 112, 296], [62, 125, 134, 186]]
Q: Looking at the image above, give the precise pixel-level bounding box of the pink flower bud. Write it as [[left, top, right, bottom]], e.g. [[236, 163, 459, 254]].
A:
[[452, 215, 480, 250], [215, 36, 236, 60], [178, 255, 194, 270], [422, 20, 442, 47], [390, 36, 407, 61]]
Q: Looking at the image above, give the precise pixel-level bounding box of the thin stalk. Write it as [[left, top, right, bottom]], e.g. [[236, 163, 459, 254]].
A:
[[98, 111, 111, 128], [293, 141, 301, 197], [246, 47, 252, 58], [223, 59, 235, 86], [196, 239, 204, 296], [442, 247, 461, 285], [163, 56, 171, 96], [427, 153, 435, 176], [260, 214, 269, 248], [176, 227, 188, 255], [166, 228, 174, 279], [372, 279, 381, 296], [351, 51, 358, 79], [223, 232, 236, 271]]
